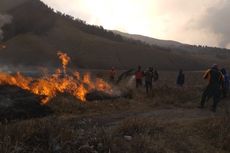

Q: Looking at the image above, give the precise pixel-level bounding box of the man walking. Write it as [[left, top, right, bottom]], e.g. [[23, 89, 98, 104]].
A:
[[200, 64, 224, 112]]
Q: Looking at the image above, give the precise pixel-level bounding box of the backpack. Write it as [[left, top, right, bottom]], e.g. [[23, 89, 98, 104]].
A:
[[210, 68, 222, 85]]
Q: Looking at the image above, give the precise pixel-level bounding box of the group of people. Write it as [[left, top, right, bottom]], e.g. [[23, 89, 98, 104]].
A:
[[109, 64, 229, 112], [167, 65, 229, 112], [134, 66, 159, 93], [109, 66, 159, 93], [135, 66, 185, 93]]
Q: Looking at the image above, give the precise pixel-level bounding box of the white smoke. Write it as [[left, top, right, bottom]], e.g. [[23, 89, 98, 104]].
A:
[[127, 75, 135, 87], [0, 14, 12, 41]]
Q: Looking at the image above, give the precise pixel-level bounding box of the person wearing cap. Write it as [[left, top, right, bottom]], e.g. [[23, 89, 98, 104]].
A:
[[199, 64, 224, 112]]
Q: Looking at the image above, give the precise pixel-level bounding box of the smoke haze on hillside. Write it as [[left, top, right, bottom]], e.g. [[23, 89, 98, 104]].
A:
[[0, 14, 12, 41]]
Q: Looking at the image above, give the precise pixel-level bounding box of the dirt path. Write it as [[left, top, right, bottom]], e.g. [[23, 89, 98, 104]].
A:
[[105, 107, 229, 126], [60, 100, 230, 128]]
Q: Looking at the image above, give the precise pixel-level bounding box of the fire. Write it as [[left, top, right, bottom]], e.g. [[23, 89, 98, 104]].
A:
[[0, 51, 112, 104], [0, 72, 32, 90], [57, 51, 70, 75], [96, 78, 112, 92], [83, 73, 95, 90], [0, 44, 6, 49]]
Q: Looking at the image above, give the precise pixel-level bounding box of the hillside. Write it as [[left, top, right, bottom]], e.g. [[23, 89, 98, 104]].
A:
[[113, 30, 230, 68], [0, 0, 29, 12], [0, 0, 227, 70], [113, 30, 184, 48]]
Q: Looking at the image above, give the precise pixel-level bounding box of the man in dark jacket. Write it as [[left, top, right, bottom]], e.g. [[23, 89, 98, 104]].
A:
[[176, 69, 185, 87], [144, 67, 154, 94], [200, 64, 224, 112]]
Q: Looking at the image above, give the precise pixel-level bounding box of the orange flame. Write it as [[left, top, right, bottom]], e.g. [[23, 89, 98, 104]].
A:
[[0, 52, 112, 104], [0, 44, 6, 49], [57, 51, 70, 75]]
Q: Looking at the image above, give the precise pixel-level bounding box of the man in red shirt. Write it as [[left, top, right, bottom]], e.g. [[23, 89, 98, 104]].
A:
[[135, 66, 144, 88]]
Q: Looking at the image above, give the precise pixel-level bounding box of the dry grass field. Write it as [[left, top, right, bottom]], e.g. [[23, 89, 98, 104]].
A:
[[0, 70, 230, 153]]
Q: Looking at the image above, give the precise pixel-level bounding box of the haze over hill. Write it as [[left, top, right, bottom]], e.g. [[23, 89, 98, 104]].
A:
[[0, 0, 229, 70], [113, 30, 184, 48]]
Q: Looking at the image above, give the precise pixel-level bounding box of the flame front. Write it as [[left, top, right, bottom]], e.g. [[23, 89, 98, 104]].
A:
[[0, 51, 112, 104]]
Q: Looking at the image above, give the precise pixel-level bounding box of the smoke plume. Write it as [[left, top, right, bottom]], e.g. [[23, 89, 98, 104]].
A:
[[192, 0, 230, 48], [0, 14, 12, 41]]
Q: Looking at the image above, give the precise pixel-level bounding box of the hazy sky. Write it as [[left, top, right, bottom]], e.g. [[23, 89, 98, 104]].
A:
[[41, 0, 230, 48]]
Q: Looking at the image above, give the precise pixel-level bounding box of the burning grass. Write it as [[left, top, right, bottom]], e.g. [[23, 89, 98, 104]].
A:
[[0, 51, 114, 104]]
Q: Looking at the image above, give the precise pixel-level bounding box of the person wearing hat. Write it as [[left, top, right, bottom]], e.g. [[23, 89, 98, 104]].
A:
[[199, 64, 224, 112]]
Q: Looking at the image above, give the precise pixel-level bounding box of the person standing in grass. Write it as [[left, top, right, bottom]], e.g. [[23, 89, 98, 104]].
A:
[[144, 67, 154, 94], [220, 68, 229, 98], [176, 69, 185, 87], [135, 65, 144, 88], [200, 64, 224, 112], [109, 67, 116, 83], [153, 70, 159, 82]]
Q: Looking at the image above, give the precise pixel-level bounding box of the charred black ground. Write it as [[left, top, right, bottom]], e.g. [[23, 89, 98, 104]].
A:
[[0, 85, 52, 122]]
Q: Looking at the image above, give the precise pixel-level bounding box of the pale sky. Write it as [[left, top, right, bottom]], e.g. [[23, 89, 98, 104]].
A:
[[41, 0, 230, 48]]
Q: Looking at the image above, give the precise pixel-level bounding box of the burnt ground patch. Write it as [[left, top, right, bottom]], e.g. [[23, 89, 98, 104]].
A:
[[85, 89, 133, 101], [0, 85, 52, 122]]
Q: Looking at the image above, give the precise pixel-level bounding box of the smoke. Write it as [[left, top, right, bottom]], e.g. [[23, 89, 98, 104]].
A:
[[197, 0, 230, 48], [127, 75, 135, 87], [0, 14, 12, 41]]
